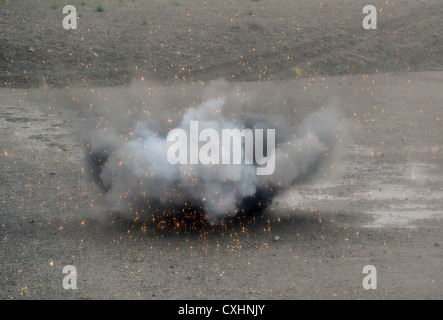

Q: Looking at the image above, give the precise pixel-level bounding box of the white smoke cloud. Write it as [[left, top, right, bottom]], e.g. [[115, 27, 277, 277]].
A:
[[85, 80, 349, 224]]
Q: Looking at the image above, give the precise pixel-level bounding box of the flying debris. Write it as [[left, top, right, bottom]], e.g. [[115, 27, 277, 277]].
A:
[[85, 80, 348, 226]]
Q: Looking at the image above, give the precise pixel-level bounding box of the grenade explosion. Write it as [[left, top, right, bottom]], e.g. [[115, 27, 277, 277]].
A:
[[84, 80, 348, 229]]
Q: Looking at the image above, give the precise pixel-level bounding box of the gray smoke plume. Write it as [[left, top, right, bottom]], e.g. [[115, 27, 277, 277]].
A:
[[84, 79, 348, 225]]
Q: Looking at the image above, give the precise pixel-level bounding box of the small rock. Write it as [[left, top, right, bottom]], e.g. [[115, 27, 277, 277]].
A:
[[273, 236, 280, 242], [28, 47, 35, 52]]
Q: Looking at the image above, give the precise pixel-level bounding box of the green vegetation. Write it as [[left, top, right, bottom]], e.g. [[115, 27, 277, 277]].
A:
[[96, 1, 104, 11], [132, 252, 146, 262], [291, 66, 304, 77]]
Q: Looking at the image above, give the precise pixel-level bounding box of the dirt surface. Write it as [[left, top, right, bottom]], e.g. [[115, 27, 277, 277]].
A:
[[1, 0, 442, 300], [1, 0, 442, 87]]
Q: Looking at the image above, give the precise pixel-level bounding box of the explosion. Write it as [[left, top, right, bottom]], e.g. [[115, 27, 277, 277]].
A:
[[84, 80, 348, 227]]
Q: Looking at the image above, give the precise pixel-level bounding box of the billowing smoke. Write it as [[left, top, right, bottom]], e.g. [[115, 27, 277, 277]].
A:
[[84, 79, 348, 225]]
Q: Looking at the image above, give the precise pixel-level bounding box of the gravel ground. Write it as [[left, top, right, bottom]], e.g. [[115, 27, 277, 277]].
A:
[[0, 0, 442, 300]]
